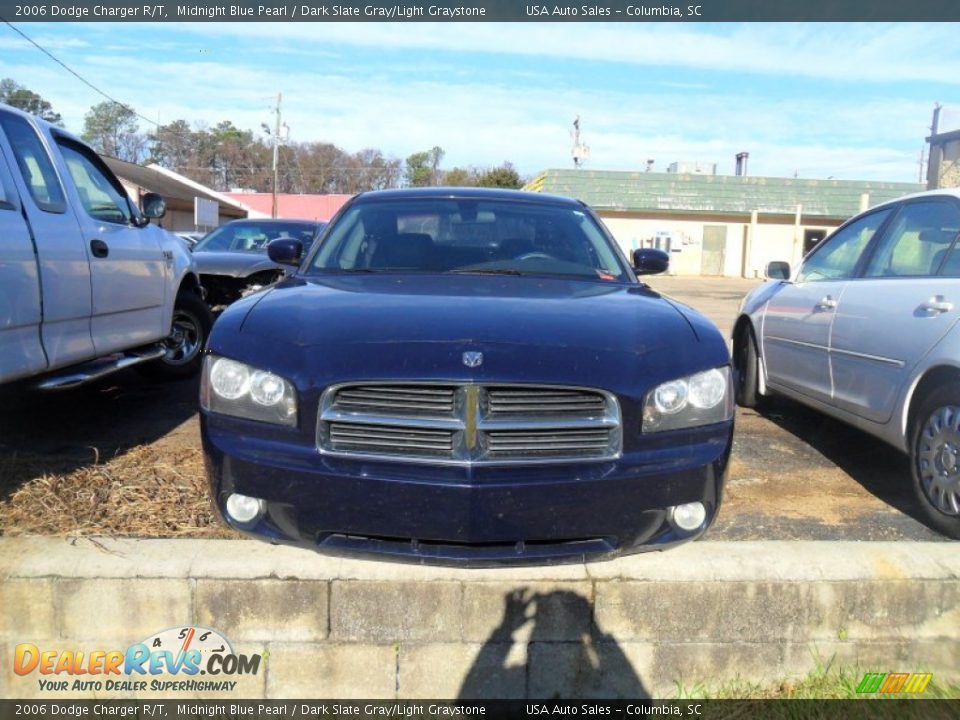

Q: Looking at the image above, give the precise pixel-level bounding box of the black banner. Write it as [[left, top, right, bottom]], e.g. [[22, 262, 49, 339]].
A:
[[0, 0, 959, 22], [1, 700, 959, 720]]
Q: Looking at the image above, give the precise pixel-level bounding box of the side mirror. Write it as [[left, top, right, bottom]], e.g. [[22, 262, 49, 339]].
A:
[[141, 192, 167, 219], [765, 261, 791, 280], [267, 238, 304, 267], [632, 248, 670, 276]]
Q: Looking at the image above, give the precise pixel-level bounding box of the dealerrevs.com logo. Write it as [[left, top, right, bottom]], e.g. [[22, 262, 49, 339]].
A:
[[14, 626, 262, 693]]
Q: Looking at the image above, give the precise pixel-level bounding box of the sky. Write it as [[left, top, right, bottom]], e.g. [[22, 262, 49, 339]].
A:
[[0, 21, 957, 183]]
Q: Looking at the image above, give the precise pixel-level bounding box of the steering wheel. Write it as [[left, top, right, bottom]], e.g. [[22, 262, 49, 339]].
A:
[[515, 252, 556, 261]]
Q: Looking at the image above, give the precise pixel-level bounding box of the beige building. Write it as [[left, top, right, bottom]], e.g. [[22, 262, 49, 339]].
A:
[[102, 157, 248, 232], [525, 169, 922, 277]]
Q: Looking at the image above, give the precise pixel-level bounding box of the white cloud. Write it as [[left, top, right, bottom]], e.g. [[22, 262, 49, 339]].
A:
[[0, 22, 946, 182], [156, 21, 960, 85]]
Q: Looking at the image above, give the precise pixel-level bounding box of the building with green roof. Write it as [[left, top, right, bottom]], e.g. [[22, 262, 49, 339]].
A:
[[525, 169, 922, 277]]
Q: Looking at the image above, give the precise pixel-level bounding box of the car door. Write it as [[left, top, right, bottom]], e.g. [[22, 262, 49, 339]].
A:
[[52, 137, 168, 355], [761, 206, 892, 404], [0, 110, 95, 370], [830, 198, 960, 423], [0, 130, 46, 381]]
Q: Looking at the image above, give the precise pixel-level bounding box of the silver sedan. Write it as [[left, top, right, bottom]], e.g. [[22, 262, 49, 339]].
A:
[[733, 189, 960, 538]]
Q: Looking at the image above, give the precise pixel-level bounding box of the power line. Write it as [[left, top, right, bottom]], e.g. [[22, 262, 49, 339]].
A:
[[1, 18, 160, 129]]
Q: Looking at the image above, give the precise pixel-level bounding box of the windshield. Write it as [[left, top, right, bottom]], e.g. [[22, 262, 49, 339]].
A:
[[307, 199, 630, 281], [195, 221, 319, 253]]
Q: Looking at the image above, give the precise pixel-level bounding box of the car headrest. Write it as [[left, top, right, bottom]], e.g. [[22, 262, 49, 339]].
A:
[[370, 233, 435, 269]]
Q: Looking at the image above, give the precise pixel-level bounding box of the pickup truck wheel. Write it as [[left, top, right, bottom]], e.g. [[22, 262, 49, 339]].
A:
[[148, 292, 212, 378], [910, 384, 960, 540]]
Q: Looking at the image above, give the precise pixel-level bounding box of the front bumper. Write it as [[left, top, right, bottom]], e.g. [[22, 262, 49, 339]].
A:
[[202, 414, 733, 565]]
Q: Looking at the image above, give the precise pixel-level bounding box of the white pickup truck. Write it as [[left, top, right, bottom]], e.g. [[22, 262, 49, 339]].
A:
[[0, 103, 211, 389]]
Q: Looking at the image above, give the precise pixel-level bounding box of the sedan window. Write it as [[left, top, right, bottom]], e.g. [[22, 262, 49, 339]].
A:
[[797, 208, 891, 282], [863, 201, 960, 278], [309, 198, 629, 281], [195, 221, 319, 252]]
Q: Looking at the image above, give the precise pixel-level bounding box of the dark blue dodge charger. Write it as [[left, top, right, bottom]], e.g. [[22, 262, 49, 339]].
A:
[[201, 188, 733, 563]]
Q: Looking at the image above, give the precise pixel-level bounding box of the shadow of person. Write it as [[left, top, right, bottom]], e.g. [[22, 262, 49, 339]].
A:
[[458, 588, 649, 700]]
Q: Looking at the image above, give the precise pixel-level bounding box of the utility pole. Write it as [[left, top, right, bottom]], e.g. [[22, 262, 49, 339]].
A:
[[272, 92, 282, 218]]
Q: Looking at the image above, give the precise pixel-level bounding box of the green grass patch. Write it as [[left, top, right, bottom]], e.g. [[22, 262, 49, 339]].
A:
[[674, 651, 960, 699]]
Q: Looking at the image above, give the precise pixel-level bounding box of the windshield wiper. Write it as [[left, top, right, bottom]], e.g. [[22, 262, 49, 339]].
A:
[[449, 268, 526, 276]]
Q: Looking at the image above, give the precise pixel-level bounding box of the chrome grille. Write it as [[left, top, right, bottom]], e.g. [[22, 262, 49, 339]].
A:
[[333, 385, 456, 416], [485, 387, 607, 416], [327, 422, 455, 457], [485, 428, 614, 458], [319, 382, 620, 464]]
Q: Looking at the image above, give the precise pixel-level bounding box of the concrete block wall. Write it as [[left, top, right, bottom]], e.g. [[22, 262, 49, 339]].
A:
[[1, 538, 958, 699]]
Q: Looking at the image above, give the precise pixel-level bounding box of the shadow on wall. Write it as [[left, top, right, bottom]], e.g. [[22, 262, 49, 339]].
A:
[[458, 589, 649, 700]]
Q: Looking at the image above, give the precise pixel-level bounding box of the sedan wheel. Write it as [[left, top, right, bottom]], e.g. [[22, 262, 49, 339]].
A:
[[733, 323, 761, 409], [916, 405, 960, 516], [911, 386, 960, 539]]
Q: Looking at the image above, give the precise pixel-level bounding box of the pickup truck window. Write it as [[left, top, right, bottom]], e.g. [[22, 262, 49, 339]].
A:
[[57, 141, 132, 225], [0, 113, 66, 213]]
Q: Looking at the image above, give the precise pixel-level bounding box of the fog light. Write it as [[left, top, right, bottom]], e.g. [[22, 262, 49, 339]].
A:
[[671, 501, 707, 531], [225, 493, 265, 524]]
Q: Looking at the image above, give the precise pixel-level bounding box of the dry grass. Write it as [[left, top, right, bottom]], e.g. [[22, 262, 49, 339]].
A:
[[0, 444, 236, 538]]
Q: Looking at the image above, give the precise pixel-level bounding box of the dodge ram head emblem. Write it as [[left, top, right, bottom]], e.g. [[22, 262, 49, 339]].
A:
[[462, 351, 483, 368]]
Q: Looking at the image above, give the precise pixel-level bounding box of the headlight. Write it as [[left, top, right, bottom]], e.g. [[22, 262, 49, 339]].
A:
[[642, 366, 733, 432], [201, 356, 297, 426]]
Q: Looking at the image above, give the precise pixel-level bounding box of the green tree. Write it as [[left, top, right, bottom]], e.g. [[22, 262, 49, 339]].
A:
[[405, 146, 445, 187], [0, 79, 62, 124], [443, 166, 478, 187], [82, 101, 144, 161], [405, 151, 432, 187], [476, 162, 523, 189]]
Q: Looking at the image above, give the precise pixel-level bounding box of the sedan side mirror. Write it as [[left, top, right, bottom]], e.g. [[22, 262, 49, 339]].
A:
[[141, 192, 167, 219], [765, 261, 791, 280], [632, 248, 670, 276], [268, 238, 304, 267]]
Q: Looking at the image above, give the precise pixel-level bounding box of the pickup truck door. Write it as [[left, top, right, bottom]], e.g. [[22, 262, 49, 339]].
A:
[[0, 135, 46, 381], [52, 137, 167, 355], [0, 111, 95, 371], [830, 198, 960, 423], [761, 207, 892, 404]]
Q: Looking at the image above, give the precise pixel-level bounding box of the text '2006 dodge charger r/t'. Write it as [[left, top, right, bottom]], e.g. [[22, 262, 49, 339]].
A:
[[200, 188, 734, 563]]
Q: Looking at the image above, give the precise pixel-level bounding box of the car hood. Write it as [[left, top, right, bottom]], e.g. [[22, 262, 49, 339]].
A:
[[211, 274, 729, 393], [192, 250, 280, 277]]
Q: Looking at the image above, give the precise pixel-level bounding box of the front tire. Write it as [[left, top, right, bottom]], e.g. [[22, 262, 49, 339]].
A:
[[733, 323, 762, 409], [910, 384, 960, 539], [146, 292, 212, 379]]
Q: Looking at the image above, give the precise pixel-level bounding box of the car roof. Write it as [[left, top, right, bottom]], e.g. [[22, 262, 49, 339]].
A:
[[223, 218, 323, 226], [870, 187, 960, 212], [353, 186, 584, 208], [0, 102, 88, 146]]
